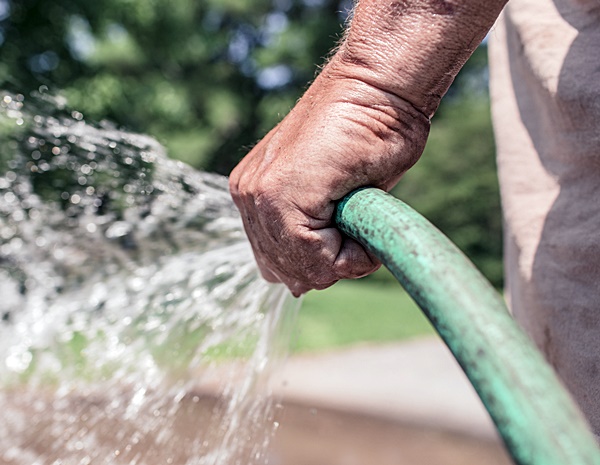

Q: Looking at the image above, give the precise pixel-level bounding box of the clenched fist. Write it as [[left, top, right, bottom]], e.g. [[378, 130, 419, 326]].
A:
[[229, 62, 430, 295], [229, 0, 506, 296]]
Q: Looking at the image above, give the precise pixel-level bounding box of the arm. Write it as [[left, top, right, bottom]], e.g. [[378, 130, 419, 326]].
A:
[[229, 0, 507, 296]]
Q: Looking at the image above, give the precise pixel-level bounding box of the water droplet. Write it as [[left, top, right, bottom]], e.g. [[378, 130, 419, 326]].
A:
[[105, 221, 131, 239], [5, 348, 32, 373], [12, 210, 24, 222], [1, 227, 15, 240]]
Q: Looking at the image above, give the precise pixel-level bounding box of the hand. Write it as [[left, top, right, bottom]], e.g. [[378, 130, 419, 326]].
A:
[[229, 61, 430, 296], [229, 0, 506, 296]]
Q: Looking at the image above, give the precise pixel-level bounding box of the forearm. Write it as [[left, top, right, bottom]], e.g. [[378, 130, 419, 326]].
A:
[[328, 0, 508, 117]]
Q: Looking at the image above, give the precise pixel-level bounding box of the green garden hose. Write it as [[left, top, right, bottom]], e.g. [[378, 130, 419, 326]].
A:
[[335, 187, 600, 465]]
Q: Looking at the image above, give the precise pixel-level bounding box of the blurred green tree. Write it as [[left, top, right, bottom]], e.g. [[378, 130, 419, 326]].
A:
[[0, 0, 351, 171]]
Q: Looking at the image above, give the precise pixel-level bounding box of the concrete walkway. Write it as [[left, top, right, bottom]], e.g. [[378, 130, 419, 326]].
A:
[[274, 337, 500, 440]]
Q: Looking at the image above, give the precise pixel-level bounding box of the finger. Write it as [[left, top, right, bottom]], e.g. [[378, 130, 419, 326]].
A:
[[289, 282, 310, 298], [240, 218, 283, 285], [233, 186, 284, 285], [257, 261, 281, 284], [290, 227, 341, 285], [307, 227, 380, 281], [286, 278, 338, 297], [254, 225, 340, 294], [333, 236, 381, 279], [229, 130, 276, 206]]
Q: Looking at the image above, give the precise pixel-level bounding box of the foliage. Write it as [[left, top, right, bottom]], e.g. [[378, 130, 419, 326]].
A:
[[0, 0, 350, 172], [0, 0, 503, 285]]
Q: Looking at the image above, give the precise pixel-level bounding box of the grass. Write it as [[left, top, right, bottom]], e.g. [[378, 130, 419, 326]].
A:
[[291, 278, 436, 353]]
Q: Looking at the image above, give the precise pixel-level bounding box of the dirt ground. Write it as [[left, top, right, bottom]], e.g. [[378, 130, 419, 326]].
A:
[[270, 401, 512, 465], [0, 390, 512, 465]]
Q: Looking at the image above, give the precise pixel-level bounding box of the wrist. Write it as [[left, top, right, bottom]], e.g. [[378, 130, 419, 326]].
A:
[[330, 0, 507, 117]]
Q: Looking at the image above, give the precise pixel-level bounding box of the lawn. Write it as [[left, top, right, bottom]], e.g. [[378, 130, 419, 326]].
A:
[[291, 278, 436, 353]]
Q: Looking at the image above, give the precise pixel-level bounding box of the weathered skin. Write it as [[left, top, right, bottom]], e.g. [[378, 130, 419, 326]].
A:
[[229, 0, 507, 296]]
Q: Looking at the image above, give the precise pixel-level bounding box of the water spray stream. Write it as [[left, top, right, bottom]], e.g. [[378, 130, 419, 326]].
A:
[[0, 90, 299, 465]]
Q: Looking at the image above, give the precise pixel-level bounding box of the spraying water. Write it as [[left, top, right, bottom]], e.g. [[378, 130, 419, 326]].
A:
[[0, 89, 299, 465]]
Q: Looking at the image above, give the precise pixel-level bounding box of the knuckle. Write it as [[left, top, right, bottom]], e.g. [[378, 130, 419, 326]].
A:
[[300, 259, 337, 287], [228, 171, 240, 197], [334, 255, 379, 280]]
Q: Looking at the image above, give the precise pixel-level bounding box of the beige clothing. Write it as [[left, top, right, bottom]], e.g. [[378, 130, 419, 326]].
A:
[[489, 0, 600, 436]]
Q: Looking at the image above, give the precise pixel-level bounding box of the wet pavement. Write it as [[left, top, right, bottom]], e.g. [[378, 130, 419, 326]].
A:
[[276, 337, 499, 439], [268, 337, 513, 465]]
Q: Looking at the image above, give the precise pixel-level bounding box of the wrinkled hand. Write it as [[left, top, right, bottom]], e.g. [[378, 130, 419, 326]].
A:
[[229, 63, 430, 296]]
